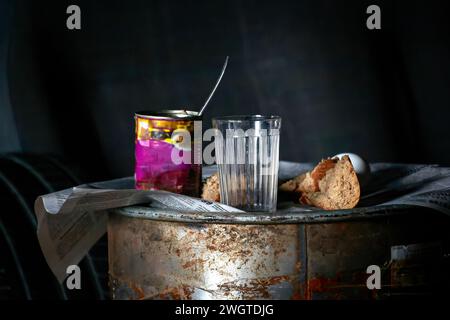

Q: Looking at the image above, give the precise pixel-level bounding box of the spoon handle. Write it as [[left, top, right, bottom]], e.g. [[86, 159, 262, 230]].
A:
[[199, 56, 229, 116]]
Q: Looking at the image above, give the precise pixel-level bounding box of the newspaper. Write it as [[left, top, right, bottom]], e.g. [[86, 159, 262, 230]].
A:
[[35, 161, 450, 283], [34, 177, 243, 283]]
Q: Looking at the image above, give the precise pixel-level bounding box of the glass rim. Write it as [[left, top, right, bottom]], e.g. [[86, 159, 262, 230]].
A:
[[212, 115, 281, 123]]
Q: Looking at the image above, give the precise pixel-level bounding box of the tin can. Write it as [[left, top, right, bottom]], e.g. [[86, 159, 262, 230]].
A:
[[135, 110, 202, 197]]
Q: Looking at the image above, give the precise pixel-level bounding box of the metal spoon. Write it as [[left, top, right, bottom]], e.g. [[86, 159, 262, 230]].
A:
[[198, 56, 229, 116]]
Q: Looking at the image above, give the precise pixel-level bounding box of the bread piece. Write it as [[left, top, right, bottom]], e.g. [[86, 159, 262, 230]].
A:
[[280, 155, 360, 210], [201, 173, 221, 202], [279, 159, 338, 194], [301, 155, 360, 210], [279, 173, 307, 193]]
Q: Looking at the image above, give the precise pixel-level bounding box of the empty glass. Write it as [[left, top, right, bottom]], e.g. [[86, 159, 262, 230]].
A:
[[212, 115, 281, 212]]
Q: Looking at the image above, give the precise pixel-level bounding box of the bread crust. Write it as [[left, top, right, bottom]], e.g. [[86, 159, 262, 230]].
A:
[[282, 155, 360, 210], [201, 173, 221, 202]]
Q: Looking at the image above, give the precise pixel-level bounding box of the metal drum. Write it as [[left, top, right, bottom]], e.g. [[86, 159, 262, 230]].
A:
[[108, 205, 450, 299]]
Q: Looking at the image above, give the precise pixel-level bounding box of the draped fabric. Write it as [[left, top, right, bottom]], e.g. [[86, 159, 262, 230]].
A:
[[1, 0, 450, 179]]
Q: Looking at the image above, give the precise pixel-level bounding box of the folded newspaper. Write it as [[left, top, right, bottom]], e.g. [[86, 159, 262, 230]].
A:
[[35, 161, 450, 283]]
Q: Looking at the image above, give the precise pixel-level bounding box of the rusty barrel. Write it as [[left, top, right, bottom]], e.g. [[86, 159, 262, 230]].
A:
[[108, 205, 450, 299]]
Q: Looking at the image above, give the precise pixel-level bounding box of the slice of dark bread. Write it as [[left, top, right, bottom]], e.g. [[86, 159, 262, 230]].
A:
[[280, 155, 360, 210]]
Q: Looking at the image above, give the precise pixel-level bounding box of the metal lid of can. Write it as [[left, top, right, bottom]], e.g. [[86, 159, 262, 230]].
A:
[[135, 110, 201, 120]]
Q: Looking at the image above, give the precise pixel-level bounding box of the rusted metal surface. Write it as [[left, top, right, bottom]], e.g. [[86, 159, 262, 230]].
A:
[[109, 215, 302, 299], [304, 212, 450, 299], [108, 206, 450, 300]]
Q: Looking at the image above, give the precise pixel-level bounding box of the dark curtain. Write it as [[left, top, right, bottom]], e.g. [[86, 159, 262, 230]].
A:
[[1, 0, 450, 179]]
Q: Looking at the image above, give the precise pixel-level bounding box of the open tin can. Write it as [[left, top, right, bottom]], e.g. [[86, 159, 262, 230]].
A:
[[135, 110, 202, 197]]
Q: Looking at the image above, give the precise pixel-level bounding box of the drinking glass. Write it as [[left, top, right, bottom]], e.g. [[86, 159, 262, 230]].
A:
[[212, 115, 281, 212]]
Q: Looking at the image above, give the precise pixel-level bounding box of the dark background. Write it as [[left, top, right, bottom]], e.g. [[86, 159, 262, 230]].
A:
[[1, 0, 450, 181]]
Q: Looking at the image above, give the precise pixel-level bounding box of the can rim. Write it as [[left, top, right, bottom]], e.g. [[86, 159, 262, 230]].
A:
[[113, 204, 416, 225], [135, 110, 201, 120]]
